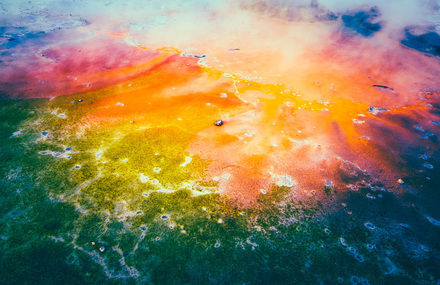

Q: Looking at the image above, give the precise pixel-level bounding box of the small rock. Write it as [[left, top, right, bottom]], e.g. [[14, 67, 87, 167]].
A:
[[214, 120, 223, 126], [325, 180, 334, 187], [368, 106, 388, 115], [373, 84, 394, 90]]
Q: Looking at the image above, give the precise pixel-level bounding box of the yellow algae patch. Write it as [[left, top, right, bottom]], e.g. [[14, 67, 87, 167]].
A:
[[100, 127, 206, 189]]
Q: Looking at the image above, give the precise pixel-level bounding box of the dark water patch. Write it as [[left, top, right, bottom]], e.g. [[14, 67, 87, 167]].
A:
[[401, 29, 440, 57], [423, 163, 434, 169], [341, 7, 382, 37], [364, 223, 376, 230], [140, 225, 147, 231]]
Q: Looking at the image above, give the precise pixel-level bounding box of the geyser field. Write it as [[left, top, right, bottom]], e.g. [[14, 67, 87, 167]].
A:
[[1, 0, 440, 284]]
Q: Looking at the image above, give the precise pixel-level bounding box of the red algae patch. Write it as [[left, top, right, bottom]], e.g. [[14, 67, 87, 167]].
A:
[[0, 36, 162, 99]]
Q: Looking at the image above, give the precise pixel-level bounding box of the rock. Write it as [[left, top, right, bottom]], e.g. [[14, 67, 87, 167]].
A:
[[324, 180, 334, 188], [372, 85, 393, 90], [214, 120, 223, 126], [181, 52, 206, 58], [368, 106, 388, 115]]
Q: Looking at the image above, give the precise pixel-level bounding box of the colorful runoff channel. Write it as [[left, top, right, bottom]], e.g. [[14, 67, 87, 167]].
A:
[[1, 0, 440, 284]]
